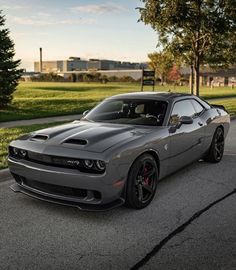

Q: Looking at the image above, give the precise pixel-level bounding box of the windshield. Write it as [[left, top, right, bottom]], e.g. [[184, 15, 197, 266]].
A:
[[82, 99, 168, 126]]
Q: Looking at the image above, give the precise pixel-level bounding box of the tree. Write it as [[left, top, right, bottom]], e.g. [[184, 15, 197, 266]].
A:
[[139, 0, 236, 96], [32, 72, 64, 82], [100, 75, 108, 84], [148, 50, 173, 84], [83, 73, 94, 83], [168, 64, 181, 85], [0, 11, 22, 108]]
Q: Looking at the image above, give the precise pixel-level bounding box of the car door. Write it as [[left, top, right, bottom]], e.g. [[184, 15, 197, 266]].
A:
[[167, 99, 205, 174]]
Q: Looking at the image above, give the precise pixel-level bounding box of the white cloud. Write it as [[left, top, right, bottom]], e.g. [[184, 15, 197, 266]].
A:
[[8, 16, 96, 26], [71, 2, 127, 14]]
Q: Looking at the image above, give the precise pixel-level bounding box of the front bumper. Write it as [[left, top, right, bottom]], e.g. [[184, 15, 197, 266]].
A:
[[10, 183, 124, 211], [8, 157, 126, 211]]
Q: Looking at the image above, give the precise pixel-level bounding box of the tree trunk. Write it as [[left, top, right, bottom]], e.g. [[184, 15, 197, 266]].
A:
[[161, 74, 164, 85], [190, 64, 194, 94], [194, 54, 200, 96], [194, 1, 201, 97]]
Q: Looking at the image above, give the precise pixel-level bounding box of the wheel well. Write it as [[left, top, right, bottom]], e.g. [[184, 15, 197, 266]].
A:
[[142, 150, 160, 173], [122, 150, 161, 200], [127, 150, 160, 179], [218, 125, 224, 132]]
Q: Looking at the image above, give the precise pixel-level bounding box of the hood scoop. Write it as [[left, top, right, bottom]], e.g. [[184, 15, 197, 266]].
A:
[[31, 134, 49, 141], [63, 138, 88, 145]]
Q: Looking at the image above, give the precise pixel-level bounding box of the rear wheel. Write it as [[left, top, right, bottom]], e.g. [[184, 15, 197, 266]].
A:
[[205, 127, 224, 163], [125, 154, 158, 209]]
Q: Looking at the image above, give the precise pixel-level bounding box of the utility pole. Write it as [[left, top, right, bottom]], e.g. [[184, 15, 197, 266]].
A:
[[39, 47, 43, 73]]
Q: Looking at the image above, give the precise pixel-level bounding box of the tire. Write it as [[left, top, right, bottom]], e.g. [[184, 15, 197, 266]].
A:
[[125, 154, 159, 209], [205, 127, 224, 163]]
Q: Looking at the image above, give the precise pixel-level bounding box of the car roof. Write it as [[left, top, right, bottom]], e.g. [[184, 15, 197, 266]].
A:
[[110, 91, 194, 101]]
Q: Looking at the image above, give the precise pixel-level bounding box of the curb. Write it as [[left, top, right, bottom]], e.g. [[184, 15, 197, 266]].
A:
[[0, 168, 11, 183]]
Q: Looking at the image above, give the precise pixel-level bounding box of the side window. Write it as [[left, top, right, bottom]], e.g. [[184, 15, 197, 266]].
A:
[[191, 100, 204, 116], [169, 100, 196, 125]]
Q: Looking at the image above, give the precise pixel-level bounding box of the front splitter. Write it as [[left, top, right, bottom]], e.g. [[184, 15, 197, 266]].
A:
[[10, 183, 125, 211]]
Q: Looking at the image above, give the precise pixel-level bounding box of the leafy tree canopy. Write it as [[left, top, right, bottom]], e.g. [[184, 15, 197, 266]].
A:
[[139, 0, 236, 95], [0, 10, 22, 108], [148, 50, 174, 84]]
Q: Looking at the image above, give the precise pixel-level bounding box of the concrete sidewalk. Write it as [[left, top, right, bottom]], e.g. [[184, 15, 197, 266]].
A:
[[0, 114, 82, 128]]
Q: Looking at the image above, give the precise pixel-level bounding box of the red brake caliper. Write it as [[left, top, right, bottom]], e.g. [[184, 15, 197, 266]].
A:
[[144, 166, 149, 185]]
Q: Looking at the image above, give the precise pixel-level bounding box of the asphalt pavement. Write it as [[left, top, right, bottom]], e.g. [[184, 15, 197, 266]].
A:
[[0, 121, 236, 270]]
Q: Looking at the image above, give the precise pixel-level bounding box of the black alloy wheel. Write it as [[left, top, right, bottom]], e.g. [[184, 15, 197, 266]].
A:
[[125, 154, 158, 209], [205, 127, 224, 163]]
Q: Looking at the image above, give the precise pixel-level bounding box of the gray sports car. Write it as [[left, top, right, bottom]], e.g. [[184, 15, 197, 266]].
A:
[[8, 92, 230, 210]]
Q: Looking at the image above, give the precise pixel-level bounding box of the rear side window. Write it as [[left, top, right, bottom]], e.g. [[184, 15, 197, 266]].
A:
[[169, 100, 196, 125]]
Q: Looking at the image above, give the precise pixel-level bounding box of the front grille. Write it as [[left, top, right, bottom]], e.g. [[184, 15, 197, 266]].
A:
[[9, 147, 105, 174], [27, 151, 81, 169], [23, 178, 88, 198]]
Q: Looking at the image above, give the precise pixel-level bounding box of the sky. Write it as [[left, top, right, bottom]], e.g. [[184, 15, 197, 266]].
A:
[[0, 0, 158, 71]]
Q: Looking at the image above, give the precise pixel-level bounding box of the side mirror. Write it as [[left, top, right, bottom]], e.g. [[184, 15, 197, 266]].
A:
[[82, 110, 90, 117], [169, 115, 193, 133], [180, 116, 193, 125]]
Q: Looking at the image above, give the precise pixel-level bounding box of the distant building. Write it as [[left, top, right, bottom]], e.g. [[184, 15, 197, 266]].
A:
[[200, 65, 236, 87], [34, 57, 87, 72], [34, 57, 146, 73], [181, 65, 236, 87], [34, 61, 64, 73], [63, 57, 87, 72], [87, 59, 142, 71]]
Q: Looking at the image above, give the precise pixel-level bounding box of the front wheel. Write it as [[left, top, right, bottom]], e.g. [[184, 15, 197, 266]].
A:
[[204, 127, 224, 163], [125, 154, 158, 209]]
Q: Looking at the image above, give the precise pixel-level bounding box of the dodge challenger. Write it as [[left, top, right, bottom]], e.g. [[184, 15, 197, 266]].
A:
[[8, 92, 230, 210]]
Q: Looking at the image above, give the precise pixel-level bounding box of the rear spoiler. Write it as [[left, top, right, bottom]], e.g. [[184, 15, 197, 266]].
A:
[[211, 104, 227, 112]]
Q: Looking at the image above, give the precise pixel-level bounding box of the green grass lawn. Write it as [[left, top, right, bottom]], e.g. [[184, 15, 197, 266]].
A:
[[0, 122, 67, 169], [209, 98, 236, 116], [1, 81, 236, 122]]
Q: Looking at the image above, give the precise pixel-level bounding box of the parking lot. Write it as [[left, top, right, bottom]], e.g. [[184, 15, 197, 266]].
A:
[[0, 120, 235, 270]]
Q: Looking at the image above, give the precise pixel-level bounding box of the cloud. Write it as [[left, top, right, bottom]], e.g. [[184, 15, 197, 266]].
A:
[[71, 2, 127, 14], [1, 5, 28, 10], [8, 16, 96, 26], [37, 12, 51, 17]]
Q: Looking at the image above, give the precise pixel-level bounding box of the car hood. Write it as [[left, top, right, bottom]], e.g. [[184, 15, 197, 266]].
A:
[[26, 121, 155, 153]]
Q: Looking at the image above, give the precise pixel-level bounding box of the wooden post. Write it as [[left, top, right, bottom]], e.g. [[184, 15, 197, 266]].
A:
[[141, 67, 144, 91]]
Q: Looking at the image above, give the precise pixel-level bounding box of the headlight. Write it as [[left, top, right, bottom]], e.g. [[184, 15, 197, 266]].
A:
[[95, 160, 106, 171], [84, 159, 94, 168], [12, 147, 19, 156], [83, 159, 106, 172], [19, 149, 27, 158], [9, 147, 27, 159]]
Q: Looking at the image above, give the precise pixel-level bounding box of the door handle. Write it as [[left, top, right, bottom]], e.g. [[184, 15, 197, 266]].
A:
[[198, 121, 203, 126]]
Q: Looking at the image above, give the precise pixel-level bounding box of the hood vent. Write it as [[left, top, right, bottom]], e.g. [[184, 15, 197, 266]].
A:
[[31, 134, 49, 141], [64, 138, 88, 145]]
